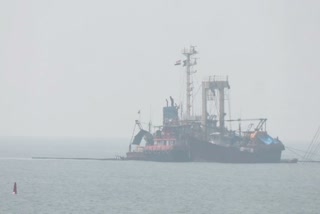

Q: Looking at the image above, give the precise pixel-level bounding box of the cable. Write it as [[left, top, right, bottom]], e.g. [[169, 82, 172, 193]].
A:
[[285, 147, 306, 161], [304, 126, 320, 160]]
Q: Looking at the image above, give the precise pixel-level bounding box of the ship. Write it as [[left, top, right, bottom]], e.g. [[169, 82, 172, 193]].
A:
[[126, 46, 285, 163]]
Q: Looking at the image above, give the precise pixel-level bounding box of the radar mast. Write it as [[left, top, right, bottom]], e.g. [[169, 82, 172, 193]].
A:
[[182, 46, 198, 119]]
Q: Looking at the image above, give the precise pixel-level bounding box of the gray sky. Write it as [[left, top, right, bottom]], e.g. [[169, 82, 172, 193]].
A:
[[0, 0, 319, 142]]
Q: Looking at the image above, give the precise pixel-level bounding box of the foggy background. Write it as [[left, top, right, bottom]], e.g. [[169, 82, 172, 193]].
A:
[[1, 0, 319, 143]]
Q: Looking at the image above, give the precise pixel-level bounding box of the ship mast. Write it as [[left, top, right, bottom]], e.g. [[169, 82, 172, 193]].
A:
[[182, 46, 198, 119], [202, 76, 230, 140]]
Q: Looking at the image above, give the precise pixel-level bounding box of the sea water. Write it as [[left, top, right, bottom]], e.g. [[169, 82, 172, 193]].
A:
[[0, 137, 319, 214]]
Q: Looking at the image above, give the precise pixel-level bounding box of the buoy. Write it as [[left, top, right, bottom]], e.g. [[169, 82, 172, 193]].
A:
[[13, 182, 17, 195]]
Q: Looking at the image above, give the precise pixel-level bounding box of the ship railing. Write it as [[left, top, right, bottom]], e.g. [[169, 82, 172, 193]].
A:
[[204, 75, 229, 82], [154, 138, 176, 141], [144, 145, 173, 151]]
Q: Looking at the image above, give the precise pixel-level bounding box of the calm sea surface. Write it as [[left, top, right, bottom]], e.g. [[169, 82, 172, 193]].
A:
[[0, 137, 319, 214]]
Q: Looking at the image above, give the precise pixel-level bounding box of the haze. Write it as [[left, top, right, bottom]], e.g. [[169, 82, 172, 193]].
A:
[[1, 0, 319, 143]]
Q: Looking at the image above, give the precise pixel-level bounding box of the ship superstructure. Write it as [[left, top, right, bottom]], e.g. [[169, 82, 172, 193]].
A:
[[126, 47, 285, 163]]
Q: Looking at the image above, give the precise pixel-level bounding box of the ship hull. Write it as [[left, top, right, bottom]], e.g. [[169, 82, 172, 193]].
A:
[[127, 140, 283, 163], [189, 140, 283, 163], [126, 151, 146, 160], [126, 149, 190, 162], [127, 143, 282, 163], [143, 149, 190, 162]]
